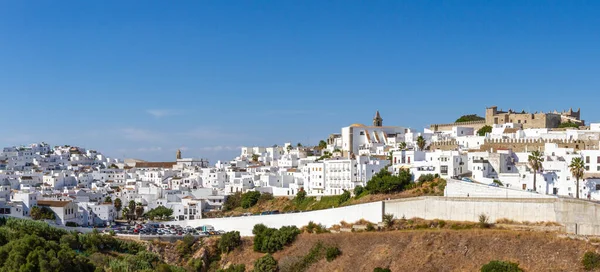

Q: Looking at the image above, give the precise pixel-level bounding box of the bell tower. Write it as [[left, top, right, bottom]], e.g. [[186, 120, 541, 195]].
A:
[[176, 149, 182, 160], [373, 111, 383, 127]]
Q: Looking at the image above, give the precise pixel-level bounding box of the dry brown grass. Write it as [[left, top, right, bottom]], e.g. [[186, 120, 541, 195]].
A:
[[223, 229, 599, 272]]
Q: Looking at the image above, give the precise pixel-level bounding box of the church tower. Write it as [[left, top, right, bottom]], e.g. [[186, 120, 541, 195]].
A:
[[176, 149, 182, 160], [373, 111, 383, 127]]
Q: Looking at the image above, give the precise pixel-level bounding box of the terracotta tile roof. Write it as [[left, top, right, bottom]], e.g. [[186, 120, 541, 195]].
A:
[[37, 200, 72, 207], [134, 162, 176, 168]]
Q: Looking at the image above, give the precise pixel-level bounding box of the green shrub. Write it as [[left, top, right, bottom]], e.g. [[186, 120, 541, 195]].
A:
[[366, 223, 375, 231], [223, 192, 242, 211], [253, 224, 300, 253], [583, 251, 600, 270], [418, 174, 436, 183], [383, 213, 395, 228], [254, 254, 278, 272], [353, 186, 365, 197], [259, 193, 274, 203], [325, 246, 341, 262], [304, 221, 328, 234], [374, 268, 391, 272], [241, 191, 261, 209], [480, 260, 523, 272], [176, 234, 196, 257], [437, 220, 446, 228], [338, 190, 351, 204], [479, 214, 491, 228], [218, 231, 241, 253], [366, 169, 412, 194], [144, 206, 173, 220], [295, 189, 307, 205]]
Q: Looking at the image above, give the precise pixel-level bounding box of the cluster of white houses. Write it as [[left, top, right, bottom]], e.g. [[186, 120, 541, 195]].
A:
[[3, 108, 600, 226]]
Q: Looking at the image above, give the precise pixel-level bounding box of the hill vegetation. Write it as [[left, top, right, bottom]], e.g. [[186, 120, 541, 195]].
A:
[[455, 114, 485, 123]]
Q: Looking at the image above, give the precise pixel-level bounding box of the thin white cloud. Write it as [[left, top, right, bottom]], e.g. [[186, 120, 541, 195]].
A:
[[180, 127, 240, 140], [146, 109, 184, 118]]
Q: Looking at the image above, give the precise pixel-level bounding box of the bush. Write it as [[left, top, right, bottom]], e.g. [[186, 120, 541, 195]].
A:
[[144, 206, 173, 220], [223, 192, 242, 211], [254, 254, 278, 272], [338, 190, 351, 204], [217, 264, 246, 272], [477, 125, 493, 136], [480, 260, 523, 272], [304, 221, 328, 234], [219, 231, 242, 254], [354, 186, 365, 197], [583, 251, 600, 270], [479, 214, 491, 228], [295, 189, 307, 204], [241, 191, 261, 209], [374, 268, 391, 272], [456, 114, 485, 123], [176, 234, 196, 257], [366, 223, 375, 231], [253, 224, 300, 253], [383, 213, 395, 228], [366, 169, 412, 194], [418, 174, 436, 183], [325, 246, 341, 262], [259, 193, 274, 203]]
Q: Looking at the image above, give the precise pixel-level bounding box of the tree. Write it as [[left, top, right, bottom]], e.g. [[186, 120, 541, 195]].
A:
[[122, 207, 129, 219], [145, 206, 174, 220], [114, 198, 122, 213], [558, 121, 580, 128], [318, 140, 327, 149], [338, 190, 350, 204], [30, 206, 42, 220], [286, 145, 292, 153], [416, 136, 426, 151], [398, 142, 407, 150], [569, 157, 585, 199], [295, 188, 307, 204], [241, 191, 261, 209], [477, 125, 492, 136], [251, 154, 259, 163], [382, 213, 395, 228], [528, 150, 544, 192], [218, 231, 241, 254], [366, 169, 412, 194], [297, 143, 302, 147], [224, 192, 242, 211], [128, 200, 136, 213], [135, 203, 144, 219], [353, 185, 365, 197], [455, 114, 485, 123], [254, 254, 278, 272], [104, 196, 112, 203]]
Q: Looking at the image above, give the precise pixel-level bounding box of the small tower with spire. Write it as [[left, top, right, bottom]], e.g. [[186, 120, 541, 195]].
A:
[[176, 149, 182, 160], [373, 111, 383, 127]]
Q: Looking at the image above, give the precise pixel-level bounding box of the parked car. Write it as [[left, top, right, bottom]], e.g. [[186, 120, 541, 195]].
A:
[[461, 177, 474, 182], [488, 183, 499, 187]]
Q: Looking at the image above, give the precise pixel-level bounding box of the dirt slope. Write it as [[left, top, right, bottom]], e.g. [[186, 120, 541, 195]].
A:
[[223, 230, 599, 272]]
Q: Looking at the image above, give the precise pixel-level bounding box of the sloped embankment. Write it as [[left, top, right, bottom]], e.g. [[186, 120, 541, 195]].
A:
[[222, 230, 599, 271]]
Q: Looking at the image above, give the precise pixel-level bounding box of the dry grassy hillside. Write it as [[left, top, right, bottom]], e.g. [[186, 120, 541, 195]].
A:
[[221, 230, 599, 272]]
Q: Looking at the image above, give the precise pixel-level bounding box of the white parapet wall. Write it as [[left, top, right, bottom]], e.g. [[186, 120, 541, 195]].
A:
[[384, 197, 558, 223], [445, 178, 555, 199], [171, 201, 384, 236]]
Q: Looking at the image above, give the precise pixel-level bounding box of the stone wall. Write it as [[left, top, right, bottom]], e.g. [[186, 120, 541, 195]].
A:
[[429, 120, 486, 132], [477, 138, 595, 152], [429, 140, 459, 151]]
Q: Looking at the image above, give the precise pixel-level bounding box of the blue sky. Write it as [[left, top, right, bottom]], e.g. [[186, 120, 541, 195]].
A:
[[1, 1, 599, 162]]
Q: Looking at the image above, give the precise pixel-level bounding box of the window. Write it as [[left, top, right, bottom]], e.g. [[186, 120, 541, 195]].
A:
[[586, 156, 590, 163], [596, 184, 600, 191], [586, 166, 590, 171]]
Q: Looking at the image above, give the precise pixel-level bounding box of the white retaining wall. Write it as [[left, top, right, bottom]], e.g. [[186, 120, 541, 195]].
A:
[[445, 179, 555, 199], [171, 201, 383, 236]]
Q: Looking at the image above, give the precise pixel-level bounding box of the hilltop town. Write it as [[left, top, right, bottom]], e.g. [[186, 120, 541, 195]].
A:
[[0, 106, 598, 230]]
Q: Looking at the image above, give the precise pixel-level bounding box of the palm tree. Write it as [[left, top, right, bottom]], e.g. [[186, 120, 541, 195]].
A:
[[569, 157, 585, 199], [114, 198, 122, 218], [416, 136, 426, 151], [398, 142, 407, 150], [121, 207, 129, 220], [528, 150, 544, 192], [135, 203, 144, 219]]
